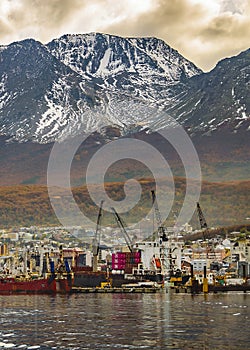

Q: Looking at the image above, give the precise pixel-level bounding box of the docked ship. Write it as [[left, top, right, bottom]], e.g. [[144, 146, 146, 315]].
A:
[[0, 244, 73, 294], [0, 275, 56, 294], [72, 200, 169, 288], [73, 264, 163, 288], [72, 242, 167, 288], [0, 274, 72, 294], [72, 209, 163, 287]]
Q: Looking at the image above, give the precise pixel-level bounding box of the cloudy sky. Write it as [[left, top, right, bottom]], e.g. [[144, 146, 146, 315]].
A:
[[0, 0, 249, 71]]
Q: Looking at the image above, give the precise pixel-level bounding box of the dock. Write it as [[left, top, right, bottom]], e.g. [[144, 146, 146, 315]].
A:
[[71, 284, 250, 294], [71, 286, 163, 293], [170, 283, 250, 294], [209, 284, 250, 293]]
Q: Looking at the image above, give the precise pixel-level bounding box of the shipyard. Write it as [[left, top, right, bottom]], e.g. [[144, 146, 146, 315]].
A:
[[0, 2, 249, 348], [1, 200, 249, 295]]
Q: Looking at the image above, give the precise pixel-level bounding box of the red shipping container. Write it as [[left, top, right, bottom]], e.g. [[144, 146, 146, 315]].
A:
[[113, 263, 125, 269], [112, 257, 125, 263], [112, 255, 126, 261], [112, 254, 126, 260]]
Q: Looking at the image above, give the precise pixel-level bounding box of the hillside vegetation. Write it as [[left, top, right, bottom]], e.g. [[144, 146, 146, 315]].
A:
[[0, 178, 249, 229]]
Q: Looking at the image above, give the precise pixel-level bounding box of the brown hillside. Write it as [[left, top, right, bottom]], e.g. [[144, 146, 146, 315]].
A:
[[0, 179, 249, 229]]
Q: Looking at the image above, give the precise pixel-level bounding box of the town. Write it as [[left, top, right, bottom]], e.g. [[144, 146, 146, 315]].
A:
[[0, 217, 249, 293]]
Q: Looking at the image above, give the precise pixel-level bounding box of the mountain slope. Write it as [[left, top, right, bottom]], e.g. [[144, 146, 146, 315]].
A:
[[0, 179, 249, 228], [0, 33, 249, 144], [171, 48, 250, 135], [47, 33, 200, 102], [0, 34, 249, 228], [0, 34, 203, 142], [0, 38, 107, 143]]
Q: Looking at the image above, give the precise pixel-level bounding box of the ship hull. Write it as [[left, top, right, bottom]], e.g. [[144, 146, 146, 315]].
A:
[[73, 271, 107, 288], [0, 276, 73, 294], [73, 271, 163, 288], [0, 277, 56, 294]]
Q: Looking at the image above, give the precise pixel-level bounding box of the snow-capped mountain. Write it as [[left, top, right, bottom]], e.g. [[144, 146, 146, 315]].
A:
[[171, 48, 250, 135], [47, 33, 200, 100], [0, 33, 249, 143]]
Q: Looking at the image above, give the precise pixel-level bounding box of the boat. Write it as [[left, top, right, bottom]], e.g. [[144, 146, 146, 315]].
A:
[[72, 265, 163, 288], [0, 245, 73, 294], [73, 271, 163, 288], [0, 275, 56, 294], [0, 271, 73, 295], [72, 201, 164, 289]]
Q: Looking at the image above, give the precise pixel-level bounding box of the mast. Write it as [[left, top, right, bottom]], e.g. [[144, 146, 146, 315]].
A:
[[93, 200, 104, 272]]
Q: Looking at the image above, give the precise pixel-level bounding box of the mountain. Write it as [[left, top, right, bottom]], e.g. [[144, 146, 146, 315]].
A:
[[0, 33, 249, 183], [173, 48, 250, 135], [47, 33, 200, 101], [0, 33, 249, 228], [0, 38, 106, 143], [0, 33, 202, 143], [0, 33, 249, 144]]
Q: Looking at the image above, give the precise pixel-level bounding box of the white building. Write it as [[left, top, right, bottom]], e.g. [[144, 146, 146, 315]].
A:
[[192, 259, 207, 272], [134, 238, 184, 273]]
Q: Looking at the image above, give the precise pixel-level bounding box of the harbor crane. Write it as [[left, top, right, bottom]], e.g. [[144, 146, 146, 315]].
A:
[[151, 190, 172, 277], [111, 207, 133, 253], [196, 202, 209, 241], [196, 202, 216, 259], [92, 200, 104, 272], [196, 202, 208, 231], [151, 190, 168, 242]]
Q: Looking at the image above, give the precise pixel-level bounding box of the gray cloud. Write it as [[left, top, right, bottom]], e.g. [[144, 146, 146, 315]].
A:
[[0, 0, 84, 42]]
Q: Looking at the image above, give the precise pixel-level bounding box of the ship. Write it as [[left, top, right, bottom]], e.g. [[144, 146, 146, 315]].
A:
[[0, 244, 73, 294], [0, 275, 73, 294], [0, 275, 55, 294], [72, 265, 163, 288], [72, 202, 165, 289]]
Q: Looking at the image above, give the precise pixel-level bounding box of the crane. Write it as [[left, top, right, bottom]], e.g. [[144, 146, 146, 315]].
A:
[[92, 200, 104, 272], [196, 202, 216, 259], [196, 202, 209, 241], [151, 190, 168, 242], [196, 202, 208, 231], [111, 207, 133, 253], [151, 190, 173, 278]]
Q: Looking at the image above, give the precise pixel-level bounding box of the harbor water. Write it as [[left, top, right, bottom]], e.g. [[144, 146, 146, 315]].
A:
[[0, 292, 249, 349]]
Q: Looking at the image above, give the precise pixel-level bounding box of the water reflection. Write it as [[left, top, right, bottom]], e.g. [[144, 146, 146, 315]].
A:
[[0, 292, 249, 349]]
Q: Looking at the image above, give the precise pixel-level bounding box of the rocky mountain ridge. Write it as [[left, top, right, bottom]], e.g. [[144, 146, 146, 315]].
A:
[[0, 33, 248, 143]]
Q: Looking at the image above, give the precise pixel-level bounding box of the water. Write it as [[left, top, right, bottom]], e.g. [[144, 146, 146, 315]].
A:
[[0, 291, 249, 349]]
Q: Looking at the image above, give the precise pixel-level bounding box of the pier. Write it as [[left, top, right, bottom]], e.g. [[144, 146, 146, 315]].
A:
[[71, 284, 250, 294], [170, 283, 250, 294], [71, 286, 162, 293]]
